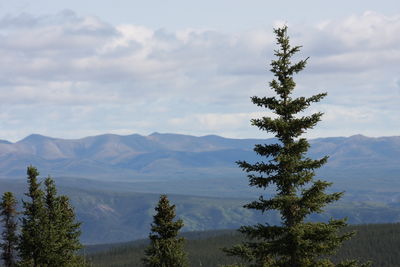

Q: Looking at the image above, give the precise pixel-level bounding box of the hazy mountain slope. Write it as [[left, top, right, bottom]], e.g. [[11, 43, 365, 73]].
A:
[[0, 133, 399, 182], [147, 132, 269, 152], [310, 135, 400, 170], [0, 133, 399, 201], [1, 178, 399, 244]]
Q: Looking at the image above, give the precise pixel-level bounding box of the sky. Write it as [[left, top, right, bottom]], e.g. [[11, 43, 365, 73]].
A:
[[0, 1, 399, 142]]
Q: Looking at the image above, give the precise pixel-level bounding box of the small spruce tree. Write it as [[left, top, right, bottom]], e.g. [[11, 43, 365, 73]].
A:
[[0, 192, 18, 267], [224, 26, 367, 266], [43, 177, 83, 266], [142, 194, 188, 267]]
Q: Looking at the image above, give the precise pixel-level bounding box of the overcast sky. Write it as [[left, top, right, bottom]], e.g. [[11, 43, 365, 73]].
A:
[[0, 1, 399, 141]]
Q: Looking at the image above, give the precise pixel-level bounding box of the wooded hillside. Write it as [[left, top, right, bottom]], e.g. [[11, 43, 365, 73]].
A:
[[86, 223, 400, 267]]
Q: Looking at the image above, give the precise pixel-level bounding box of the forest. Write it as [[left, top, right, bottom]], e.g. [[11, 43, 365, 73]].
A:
[[86, 224, 400, 267]]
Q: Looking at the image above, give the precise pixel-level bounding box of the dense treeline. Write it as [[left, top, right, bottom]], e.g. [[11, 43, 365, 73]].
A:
[[86, 230, 245, 267], [86, 223, 400, 267], [332, 223, 400, 266]]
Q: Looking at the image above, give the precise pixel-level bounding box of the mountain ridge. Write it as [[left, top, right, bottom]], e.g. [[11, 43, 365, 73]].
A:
[[0, 132, 399, 183], [0, 133, 400, 244], [5, 132, 400, 144]]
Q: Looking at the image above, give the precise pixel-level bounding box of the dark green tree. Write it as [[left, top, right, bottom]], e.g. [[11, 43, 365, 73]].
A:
[[43, 177, 84, 266], [19, 167, 86, 267], [0, 192, 18, 267], [142, 194, 188, 267], [19, 166, 47, 267], [42, 177, 58, 265], [224, 27, 366, 267]]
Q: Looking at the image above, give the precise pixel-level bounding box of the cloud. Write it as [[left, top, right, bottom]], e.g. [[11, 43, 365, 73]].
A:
[[166, 112, 278, 139], [0, 10, 399, 141], [301, 11, 400, 73], [169, 112, 272, 130]]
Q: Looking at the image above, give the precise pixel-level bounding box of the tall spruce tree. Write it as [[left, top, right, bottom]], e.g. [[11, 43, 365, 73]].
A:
[[43, 177, 59, 266], [0, 192, 18, 267], [224, 27, 366, 267], [142, 194, 188, 267], [19, 166, 47, 267]]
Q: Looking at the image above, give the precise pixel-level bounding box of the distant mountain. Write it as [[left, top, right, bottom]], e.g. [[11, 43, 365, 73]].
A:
[[0, 133, 399, 179], [1, 133, 400, 244], [0, 133, 399, 194], [0, 132, 257, 179]]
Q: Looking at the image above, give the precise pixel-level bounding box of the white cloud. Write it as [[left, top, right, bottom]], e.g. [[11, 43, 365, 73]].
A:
[[167, 111, 276, 138], [0, 10, 399, 141], [302, 12, 400, 73]]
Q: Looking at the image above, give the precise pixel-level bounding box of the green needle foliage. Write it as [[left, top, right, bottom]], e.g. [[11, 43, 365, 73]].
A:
[[19, 166, 47, 267], [142, 194, 188, 267], [0, 192, 18, 267], [19, 166, 86, 267], [224, 27, 368, 267], [43, 177, 84, 266]]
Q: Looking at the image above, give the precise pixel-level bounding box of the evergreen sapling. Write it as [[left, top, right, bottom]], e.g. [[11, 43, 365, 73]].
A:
[[143, 194, 188, 267]]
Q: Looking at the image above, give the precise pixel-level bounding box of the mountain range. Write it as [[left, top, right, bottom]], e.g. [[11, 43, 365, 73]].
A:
[[0, 132, 399, 243], [1, 133, 400, 197], [1, 133, 399, 181]]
